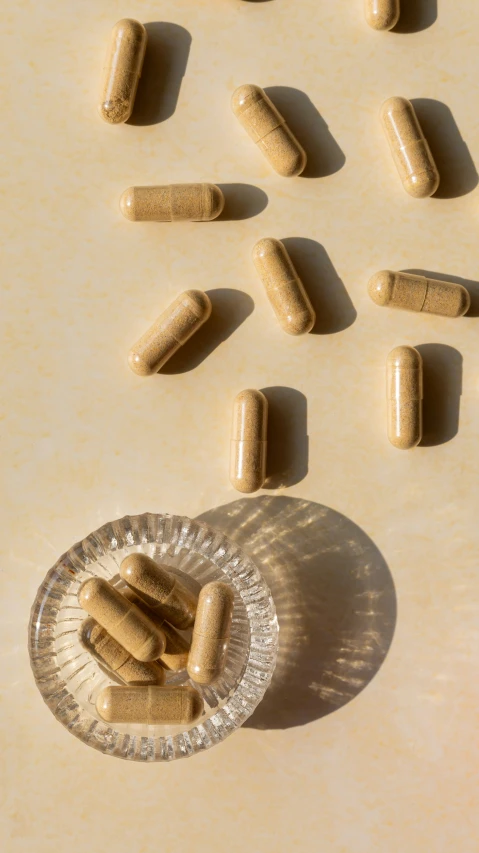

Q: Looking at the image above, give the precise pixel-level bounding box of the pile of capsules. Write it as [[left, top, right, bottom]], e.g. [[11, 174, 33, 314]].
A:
[[99, 15, 471, 481], [78, 555, 234, 726]]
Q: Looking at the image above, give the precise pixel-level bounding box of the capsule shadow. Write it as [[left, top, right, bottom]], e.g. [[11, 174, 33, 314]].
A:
[[265, 87, 346, 179], [160, 289, 254, 374], [197, 496, 396, 729], [128, 23, 192, 126], [393, 0, 437, 33], [261, 387, 308, 489], [415, 343, 463, 446], [216, 184, 268, 221], [404, 268, 479, 318], [411, 99, 478, 199], [282, 237, 356, 334]]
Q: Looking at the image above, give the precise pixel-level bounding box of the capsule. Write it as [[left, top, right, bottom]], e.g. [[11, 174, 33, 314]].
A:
[[187, 582, 234, 685], [122, 588, 190, 671], [120, 554, 197, 630], [381, 97, 439, 198], [364, 0, 400, 30], [78, 578, 166, 662], [387, 346, 423, 449], [230, 389, 268, 493], [368, 271, 470, 318], [128, 290, 212, 376], [96, 685, 203, 725], [79, 618, 165, 685], [98, 19, 147, 124], [231, 84, 307, 178], [120, 184, 225, 222], [252, 238, 316, 335]]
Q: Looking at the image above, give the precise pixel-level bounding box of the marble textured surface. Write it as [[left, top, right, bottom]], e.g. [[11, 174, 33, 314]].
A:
[[2, 1, 479, 850]]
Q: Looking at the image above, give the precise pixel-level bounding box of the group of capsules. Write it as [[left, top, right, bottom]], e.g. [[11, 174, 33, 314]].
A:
[[78, 554, 234, 726], [99, 18, 472, 476]]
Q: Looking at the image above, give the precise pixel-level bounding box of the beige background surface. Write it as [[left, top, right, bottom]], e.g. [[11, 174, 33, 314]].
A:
[[2, 1, 479, 850]]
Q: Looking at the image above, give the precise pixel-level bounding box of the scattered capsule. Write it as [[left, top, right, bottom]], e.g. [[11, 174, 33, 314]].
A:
[[230, 389, 268, 494], [120, 554, 197, 630], [96, 685, 203, 725], [387, 346, 423, 450], [79, 617, 165, 685], [128, 290, 212, 376], [122, 587, 190, 671], [98, 19, 147, 124], [187, 582, 234, 685], [120, 183, 225, 222], [252, 238, 316, 335], [368, 271, 470, 318], [231, 84, 306, 177], [381, 97, 440, 198], [78, 577, 166, 662], [364, 0, 400, 30]]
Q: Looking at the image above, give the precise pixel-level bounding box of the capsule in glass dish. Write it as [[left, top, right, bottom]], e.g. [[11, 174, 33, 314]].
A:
[[79, 618, 165, 685], [120, 553, 197, 630], [96, 685, 203, 725], [187, 582, 234, 685]]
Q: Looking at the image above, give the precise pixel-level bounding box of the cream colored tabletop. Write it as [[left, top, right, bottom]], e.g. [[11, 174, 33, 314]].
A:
[[2, 1, 479, 850]]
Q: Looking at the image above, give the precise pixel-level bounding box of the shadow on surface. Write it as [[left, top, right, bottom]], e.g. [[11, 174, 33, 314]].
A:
[[197, 496, 396, 729], [128, 23, 192, 126], [160, 289, 254, 374], [412, 99, 478, 199], [405, 268, 479, 317], [265, 87, 346, 179], [217, 184, 268, 220], [393, 0, 437, 33], [282, 238, 357, 334], [416, 343, 463, 446], [261, 387, 308, 488]]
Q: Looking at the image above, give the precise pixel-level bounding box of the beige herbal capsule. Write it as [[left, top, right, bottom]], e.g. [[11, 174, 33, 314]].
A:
[[98, 19, 147, 124], [387, 346, 423, 450], [252, 238, 316, 335], [230, 389, 268, 494], [231, 84, 307, 178], [364, 0, 400, 30], [187, 582, 234, 685], [120, 554, 197, 630], [120, 184, 224, 222], [121, 588, 190, 671], [368, 271, 470, 318], [78, 578, 166, 662], [96, 685, 203, 725], [381, 97, 440, 198], [128, 290, 212, 376], [79, 618, 165, 686]]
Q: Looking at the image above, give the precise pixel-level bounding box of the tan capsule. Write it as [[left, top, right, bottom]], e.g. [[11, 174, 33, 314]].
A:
[[230, 389, 268, 494], [78, 578, 166, 662], [120, 554, 197, 630], [381, 97, 440, 198], [369, 271, 470, 318], [79, 618, 165, 686], [120, 184, 224, 222], [98, 19, 147, 124], [96, 685, 203, 725], [387, 346, 423, 450], [231, 84, 307, 177], [128, 290, 212, 376], [187, 582, 234, 685], [252, 238, 316, 335], [364, 0, 400, 30], [121, 588, 190, 672]]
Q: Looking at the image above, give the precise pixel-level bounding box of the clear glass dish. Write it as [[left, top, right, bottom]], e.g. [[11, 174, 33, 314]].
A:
[[28, 513, 278, 762]]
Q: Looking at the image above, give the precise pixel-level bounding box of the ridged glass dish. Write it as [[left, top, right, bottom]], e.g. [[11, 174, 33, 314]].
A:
[[28, 513, 278, 761]]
